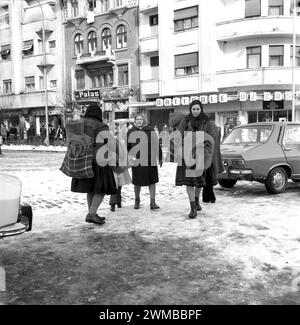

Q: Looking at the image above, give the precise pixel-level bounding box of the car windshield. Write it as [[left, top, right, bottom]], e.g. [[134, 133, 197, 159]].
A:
[[223, 125, 273, 145]]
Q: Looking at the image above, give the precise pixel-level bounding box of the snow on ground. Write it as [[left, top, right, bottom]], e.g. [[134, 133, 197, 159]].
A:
[[1, 150, 300, 304]]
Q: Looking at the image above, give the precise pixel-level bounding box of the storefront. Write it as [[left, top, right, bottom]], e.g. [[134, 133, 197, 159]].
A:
[[130, 90, 300, 136]]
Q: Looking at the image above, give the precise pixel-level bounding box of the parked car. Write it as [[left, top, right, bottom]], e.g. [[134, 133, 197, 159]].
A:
[[217, 122, 300, 194], [0, 173, 33, 239]]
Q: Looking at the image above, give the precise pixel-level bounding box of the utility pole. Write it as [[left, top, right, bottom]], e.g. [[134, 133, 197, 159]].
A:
[[292, 0, 296, 122], [38, 0, 49, 145]]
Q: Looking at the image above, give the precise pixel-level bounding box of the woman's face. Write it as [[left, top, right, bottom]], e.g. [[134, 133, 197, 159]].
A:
[[191, 104, 202, 118], [135, 116, 144, 128]]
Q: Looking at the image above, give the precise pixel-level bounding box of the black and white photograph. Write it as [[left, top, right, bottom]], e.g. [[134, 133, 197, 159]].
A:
[[0, 0, 300, 315]]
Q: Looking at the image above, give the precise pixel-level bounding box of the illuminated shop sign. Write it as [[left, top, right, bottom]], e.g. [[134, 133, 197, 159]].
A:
[[156, 91, 300, 107]]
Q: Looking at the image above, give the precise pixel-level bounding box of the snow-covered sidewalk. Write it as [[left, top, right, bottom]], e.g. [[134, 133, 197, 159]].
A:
[[1, 144, 67, 152]]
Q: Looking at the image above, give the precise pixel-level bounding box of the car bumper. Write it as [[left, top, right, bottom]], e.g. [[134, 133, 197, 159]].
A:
[[218, 169, 254, 180]]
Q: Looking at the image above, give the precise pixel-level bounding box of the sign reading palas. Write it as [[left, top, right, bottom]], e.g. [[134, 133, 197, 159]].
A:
[[156, 91, 300, 107]]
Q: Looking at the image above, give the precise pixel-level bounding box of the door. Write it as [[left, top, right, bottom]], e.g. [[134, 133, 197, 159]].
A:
[[282, 124, 300, 177]]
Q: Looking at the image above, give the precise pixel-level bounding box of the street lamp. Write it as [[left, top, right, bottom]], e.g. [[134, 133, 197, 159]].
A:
[[37, 0, 49, 145]]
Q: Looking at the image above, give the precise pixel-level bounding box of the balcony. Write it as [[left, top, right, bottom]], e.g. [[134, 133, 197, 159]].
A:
[[0, 91, 57, 110], [139, 0, 158, 14], [140, 36, 159, 55], [76, 49, 116, 65], [36, 53, 55, 68], [217, 67, 300, 90], [34, 19, 55, 35], [216, 16, 300, 42], [141, 79, 159, 96]]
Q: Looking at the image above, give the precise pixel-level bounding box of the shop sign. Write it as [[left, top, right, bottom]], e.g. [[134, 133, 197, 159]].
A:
[[155, 91, 300, 107], [75, 90, 101, 101]]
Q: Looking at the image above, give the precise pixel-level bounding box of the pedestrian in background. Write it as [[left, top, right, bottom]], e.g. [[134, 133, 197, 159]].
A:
[[127, 113, 163, 210], [71, 104, 117, 225]]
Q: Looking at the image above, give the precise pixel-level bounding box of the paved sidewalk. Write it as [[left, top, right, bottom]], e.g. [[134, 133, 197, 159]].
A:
[[1, 144, 67, 152]]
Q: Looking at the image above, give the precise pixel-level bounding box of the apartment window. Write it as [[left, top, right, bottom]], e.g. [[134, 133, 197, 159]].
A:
[[38, 39, 43, 54], [39, 76, 44, 90], [174, 6, 198, 32], [100, 0, 110, 12], [49, 40, 56, 49], [22, 40, 34, 57], [290, 45, 300, 66], [74, 33, 83, 55], [50, 80, 57, 88], [88, 0, 97, 11], [1, 44, 10, 61], [102, 28, 112, 50], [114, 0, 123, 7], [88, 31, 97, 53], [71, 0, 79, 17], [116, 25, 127, 49], [118, 64, 128, 86], [150, 14, 158, 26], [268, 0, 283, 15], [150, 56, 159, 67], [247, 46, 261, 68], [175, 52, 199, 76], [90, 68, 113, 88], [3, 79, 12, 94], [269, 45, 284, 66], [0, 5, 9, 26], [245, 0, 261, 18], [75, 70, 85, 89], [25, 76, 35, 92]]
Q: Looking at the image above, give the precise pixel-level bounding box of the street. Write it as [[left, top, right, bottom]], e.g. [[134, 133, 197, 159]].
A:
[[1, 151, 300, 305]]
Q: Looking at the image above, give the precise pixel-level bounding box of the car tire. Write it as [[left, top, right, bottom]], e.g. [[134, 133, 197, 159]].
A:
[[265, 167, 288, 194], [218, 179, 237, 188]]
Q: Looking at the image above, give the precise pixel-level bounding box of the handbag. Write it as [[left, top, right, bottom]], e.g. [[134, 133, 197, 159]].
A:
[[60, 133, 94, 179]]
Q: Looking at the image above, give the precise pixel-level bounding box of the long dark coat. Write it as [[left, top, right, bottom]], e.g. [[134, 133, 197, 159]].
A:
[[71, 117, 117, 195], [127, 125, 162, 186], [175, 114, 223, 187]]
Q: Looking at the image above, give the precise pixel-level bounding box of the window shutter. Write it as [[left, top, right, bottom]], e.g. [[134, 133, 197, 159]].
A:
[[174, 6, 198, 20], [175, 52, 198, 68]]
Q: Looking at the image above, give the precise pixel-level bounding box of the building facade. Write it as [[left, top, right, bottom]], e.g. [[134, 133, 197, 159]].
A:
[[136, 0, 300, 135], [0, 0, 65, 138], [63, 0, 139, 124]]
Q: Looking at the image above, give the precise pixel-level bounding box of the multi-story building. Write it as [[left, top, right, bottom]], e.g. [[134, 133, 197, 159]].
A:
[[63, 0, 139, 123], [0, 0, 65, 137], [136, 0, 300, 134]]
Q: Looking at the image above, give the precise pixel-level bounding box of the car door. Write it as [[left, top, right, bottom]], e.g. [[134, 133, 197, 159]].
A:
[[282, 124, 300, 177]]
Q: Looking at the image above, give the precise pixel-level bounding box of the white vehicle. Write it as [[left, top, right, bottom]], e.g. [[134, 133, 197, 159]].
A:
[[0, 173, 32, 239]]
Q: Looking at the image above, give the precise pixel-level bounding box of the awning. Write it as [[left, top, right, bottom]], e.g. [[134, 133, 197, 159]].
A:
[[22, 45, 33, 52]]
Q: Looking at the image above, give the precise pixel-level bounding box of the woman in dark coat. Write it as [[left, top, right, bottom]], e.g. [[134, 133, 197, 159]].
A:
[[127, 113, 163, 210], [175, 100, 223, 219], [71, 104, 117, 225]]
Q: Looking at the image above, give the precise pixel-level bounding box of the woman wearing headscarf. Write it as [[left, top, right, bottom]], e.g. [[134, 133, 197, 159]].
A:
[[127, 113, 163, 210], [175, 100, 223, 219], [71, 104, 117, 225]]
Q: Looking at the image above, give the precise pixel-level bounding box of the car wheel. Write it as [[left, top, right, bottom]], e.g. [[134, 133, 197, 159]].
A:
[[265, 167, 288, 194], [218, 179, 237, 188]]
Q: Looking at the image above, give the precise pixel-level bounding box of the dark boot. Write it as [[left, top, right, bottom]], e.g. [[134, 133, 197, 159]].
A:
[[202, 186, 216, 203], [150, 198, 160, 210], [85, 213, 105, 225], [188, 201, 197, 219], [110, 204, 116, 212], [134, 198, 140, 209], [195, 196, 202, 211]]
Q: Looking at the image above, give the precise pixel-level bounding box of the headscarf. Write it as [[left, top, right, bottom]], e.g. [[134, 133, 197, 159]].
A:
[[189, 100, 209, 130], [84, 103, 103, 123]]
